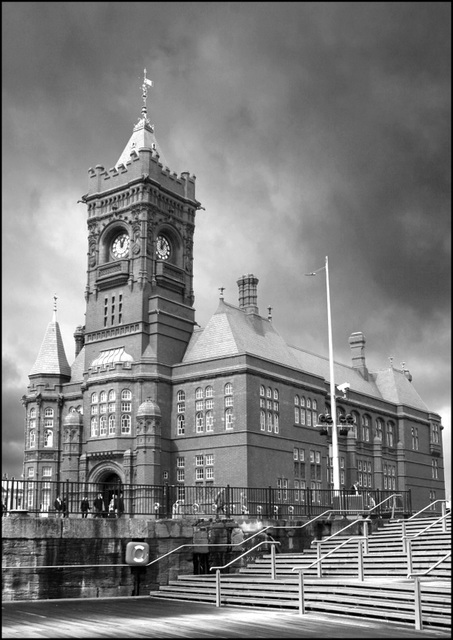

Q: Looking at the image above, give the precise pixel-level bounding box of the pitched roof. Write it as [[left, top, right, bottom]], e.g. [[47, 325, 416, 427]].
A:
[[115, 117, 168, 168], [29, 314, 71, 378], [183, 300, 430, 412]]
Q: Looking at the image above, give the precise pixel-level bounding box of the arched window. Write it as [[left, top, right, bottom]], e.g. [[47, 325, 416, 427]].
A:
[[375, 418, 384, 440], [260, 409, 266, 431], [205, 386, 213, 398], [260, 385, 265, 397], [44, 407, 54, 417], [108, 414, 116, 435], [294, 395, 300, 424], [225, 382, 233, 396], [267, 411, 273, 432], [99, 391, 107, 403], [177, 390, 185, 403], [362, 414, 371, 442], [301, 396, 306, 407], [195, 387, 203, 400], [29, 430, 36, 447], [313, 399, 318, 410], [206, 410, 214, 431], [121, 414, 131, 435], [274, 389, 279, 400], [91, 417, 98, 437], [91, 393, 98, 404], [350, 412, 359, 438], [196, 412, 204, 433], [29, 407, 36, 418], [108, 389, 116, 401], [266, 387, 272, 399], [307, 398, 311, 409], [44, 430, 53, 447], [121, 388, 132, 401], [387, 421, 395, 447], [99, 415, 107, 436], [225, 407, 233, 430], [274, 414, 279, 434]]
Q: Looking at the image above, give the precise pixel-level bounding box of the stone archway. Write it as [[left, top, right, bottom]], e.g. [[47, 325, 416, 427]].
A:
[[88, 464, 124, 516]]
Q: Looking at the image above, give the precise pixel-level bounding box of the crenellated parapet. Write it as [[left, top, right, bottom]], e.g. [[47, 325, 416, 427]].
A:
[[87, 148, 197, 203]]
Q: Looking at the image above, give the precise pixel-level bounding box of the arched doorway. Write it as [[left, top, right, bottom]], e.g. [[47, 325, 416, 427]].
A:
[[100, 472, 122, 516]]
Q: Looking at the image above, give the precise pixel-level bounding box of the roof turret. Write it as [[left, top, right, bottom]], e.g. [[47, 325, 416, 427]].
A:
[[29, 296, 71, 378]]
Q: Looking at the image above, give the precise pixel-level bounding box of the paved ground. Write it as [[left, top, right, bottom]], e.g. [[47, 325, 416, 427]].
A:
[[1, 597, 450, 638]]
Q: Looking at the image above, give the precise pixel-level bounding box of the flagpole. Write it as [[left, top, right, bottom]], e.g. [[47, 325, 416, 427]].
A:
[[325, 256, 340, 493]]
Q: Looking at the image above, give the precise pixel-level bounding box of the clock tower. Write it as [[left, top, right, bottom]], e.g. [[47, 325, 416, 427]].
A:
[[83, 72, 200, 369], [77, 72, 201, 486]]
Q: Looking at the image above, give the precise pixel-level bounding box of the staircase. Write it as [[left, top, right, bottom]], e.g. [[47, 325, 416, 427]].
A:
[[149, 515, 451, 630]]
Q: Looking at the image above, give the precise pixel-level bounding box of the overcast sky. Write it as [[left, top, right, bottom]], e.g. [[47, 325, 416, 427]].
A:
[[2, 2, 451, 495]]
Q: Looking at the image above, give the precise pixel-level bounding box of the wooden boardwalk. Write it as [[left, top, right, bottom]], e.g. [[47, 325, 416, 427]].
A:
[[1, 596, 450, 638]]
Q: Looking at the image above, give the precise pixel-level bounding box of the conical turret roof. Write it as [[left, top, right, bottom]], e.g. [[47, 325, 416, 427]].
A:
[[29, 301, 71, 378]]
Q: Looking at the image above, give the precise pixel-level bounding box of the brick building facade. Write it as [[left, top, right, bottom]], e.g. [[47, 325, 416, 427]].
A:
[[21, 76, 445, 513]]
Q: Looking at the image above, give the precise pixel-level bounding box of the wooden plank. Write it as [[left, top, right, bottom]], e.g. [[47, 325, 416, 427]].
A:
[[2, 597, 450, 639]]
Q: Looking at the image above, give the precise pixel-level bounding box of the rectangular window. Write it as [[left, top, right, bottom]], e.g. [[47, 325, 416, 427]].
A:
[[300, 449, 305, 462], [205, 454, 214, 466], [225, 396, 233, 407], [121, 402, 131, 412], [177, 402, 185, 413], [42, 467, 52, 477], [205, 399, 214, 410], [205, 467, 214, 480], [28, 467, 35, 478], [195, 455, 204, 466], [118, 293, 123, 324], [176, 469, 185, 482], [195, 400, 203, 411], [195, 468, 204, 481], [432, 459, 439, 479], [293, 448, 299, 461], [315, 451, 321, 464], [176, 457, 185, 468]]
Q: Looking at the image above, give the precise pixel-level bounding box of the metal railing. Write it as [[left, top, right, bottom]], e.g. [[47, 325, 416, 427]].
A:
[[1, 478, 413, 519]]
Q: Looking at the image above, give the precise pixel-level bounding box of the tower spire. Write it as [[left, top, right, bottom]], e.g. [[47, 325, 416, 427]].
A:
[[141, 68, 153, 121]]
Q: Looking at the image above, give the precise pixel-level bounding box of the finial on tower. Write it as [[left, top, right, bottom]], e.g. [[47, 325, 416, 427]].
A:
[[141, 68, 153, 119], [53, 294, 58, 322], [388, 356, 394, 368], [219, 287, 225, 300], [268, 306, 273, 322]]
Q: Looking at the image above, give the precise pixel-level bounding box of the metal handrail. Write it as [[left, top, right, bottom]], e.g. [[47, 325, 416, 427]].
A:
[[364, 493, 402, 516], [292, 535, 367, 579], [210, 540, 281, 573], [407, 499, 448, 521], [407, 551, 451, 579], [403, 511, 451, 543], [311, 516, 370, 547]]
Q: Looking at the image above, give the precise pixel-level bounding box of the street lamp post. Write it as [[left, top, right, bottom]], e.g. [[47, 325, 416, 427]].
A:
[[306, 256, 340, 493], [325, 256, 340, 493]]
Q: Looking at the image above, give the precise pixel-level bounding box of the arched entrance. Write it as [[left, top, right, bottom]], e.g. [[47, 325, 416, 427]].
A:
[[99, 471, 122, 516]]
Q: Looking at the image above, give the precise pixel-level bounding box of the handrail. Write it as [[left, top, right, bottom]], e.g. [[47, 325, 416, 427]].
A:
[[404, 511, 451, 542], [292, 535, 365, 573], [210, 540, 280, 572], [406, 499, 448, 521], [311, 516, 370, 546], [364, 493, 402, 516], [407, 551, 451, 578]]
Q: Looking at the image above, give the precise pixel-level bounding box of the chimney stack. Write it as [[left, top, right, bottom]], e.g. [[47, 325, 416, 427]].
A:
[[237, 274, 259, 315], [348, 331, 368, 380]]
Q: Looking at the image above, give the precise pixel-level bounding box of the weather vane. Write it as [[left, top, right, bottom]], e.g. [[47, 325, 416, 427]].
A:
[[141, 68, 153, 119]]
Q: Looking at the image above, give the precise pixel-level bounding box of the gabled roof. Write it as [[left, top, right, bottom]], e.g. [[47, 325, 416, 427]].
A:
[[183, 300, 430, 412], [29, 313, 71, 378]]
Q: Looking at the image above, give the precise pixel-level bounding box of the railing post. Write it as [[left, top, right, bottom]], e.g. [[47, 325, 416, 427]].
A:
[[441, 501, 446, 532], [298, 571, 305, 615], [363, 520, 369, 554], [271, 543, 276, 580], [215, 569, 221, 607], [406, 539, 413, 576], [413, 576, 423, 630], [401, 520, 406, 553], [358, 539, 364, 581], [316, 542, 322, 578]]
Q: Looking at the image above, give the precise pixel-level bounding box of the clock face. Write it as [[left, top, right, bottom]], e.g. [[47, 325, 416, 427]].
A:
[[156, 235, 171, 260], [111, 233, 130, 259]]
